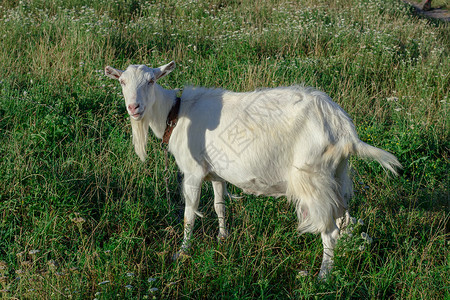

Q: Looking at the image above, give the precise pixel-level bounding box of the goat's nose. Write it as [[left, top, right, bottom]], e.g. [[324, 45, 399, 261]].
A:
[[128, 103, 140, 113]]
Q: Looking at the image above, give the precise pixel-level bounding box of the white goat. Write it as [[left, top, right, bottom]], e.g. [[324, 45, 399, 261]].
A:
[[105, 62, 401, 278]]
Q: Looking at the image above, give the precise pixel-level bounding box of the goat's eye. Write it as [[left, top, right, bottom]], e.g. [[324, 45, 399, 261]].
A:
[[148, 78, 155, 85], [119, 79, 125, 85]]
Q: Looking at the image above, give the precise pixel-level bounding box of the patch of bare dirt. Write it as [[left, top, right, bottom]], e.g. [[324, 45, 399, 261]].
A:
[[402, 0, 450, 22]]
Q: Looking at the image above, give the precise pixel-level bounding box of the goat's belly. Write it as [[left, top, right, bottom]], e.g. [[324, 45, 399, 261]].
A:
[[234, 178, 287, 198], [205, 161, 289, 197], [205, 169, 287, 197], [205, 172, 287, 197]]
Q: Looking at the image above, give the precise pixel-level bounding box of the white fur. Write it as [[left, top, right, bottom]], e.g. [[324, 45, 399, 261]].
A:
[[105, 62, 401, 278]]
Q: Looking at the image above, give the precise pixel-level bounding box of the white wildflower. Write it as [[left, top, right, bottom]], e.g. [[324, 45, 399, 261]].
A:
[[48, 260, 58, 269], [71, 217, 85, 224]]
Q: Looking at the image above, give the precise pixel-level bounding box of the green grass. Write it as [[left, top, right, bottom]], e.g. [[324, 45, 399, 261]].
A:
[[0, 0, 448, 298]]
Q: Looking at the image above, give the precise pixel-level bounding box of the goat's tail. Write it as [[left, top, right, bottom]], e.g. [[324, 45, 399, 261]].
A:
[[354, 141, 402, 175]]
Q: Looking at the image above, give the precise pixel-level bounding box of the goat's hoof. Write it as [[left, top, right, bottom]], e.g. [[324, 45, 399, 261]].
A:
[[217, 232, 229, 242], [217, 231, 229, 242], [172, 250, 190, 261], [317, 270, 331, 281]]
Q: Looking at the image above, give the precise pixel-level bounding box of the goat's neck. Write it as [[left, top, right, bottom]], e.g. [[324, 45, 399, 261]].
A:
[[145, 84, 178, 139]]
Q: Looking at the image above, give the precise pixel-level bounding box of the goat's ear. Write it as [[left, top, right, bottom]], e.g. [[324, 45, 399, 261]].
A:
[[105, 66, 123, 80], [154, 61, 176, 81]]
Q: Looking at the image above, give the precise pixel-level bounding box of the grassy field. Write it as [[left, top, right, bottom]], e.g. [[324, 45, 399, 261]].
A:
[[0, 0, 448, 298]]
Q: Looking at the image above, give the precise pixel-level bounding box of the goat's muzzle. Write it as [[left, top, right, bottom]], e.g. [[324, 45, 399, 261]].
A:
[[128, 103, 143, 119]]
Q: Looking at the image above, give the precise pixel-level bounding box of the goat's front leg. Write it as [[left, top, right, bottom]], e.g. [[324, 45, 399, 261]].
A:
[[212, 181, 229, 241], [174, 175, 202, 259]]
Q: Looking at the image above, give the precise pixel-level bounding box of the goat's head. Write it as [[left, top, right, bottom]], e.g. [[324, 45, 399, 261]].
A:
[[105, 62, 176, 120]]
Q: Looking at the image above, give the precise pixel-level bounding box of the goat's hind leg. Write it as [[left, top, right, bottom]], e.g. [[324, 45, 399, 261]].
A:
[[319, 160, 355, 279], [319, 224, 340, 279], [335, 159, 353, 233], [212, 181, 229, 241], [288, 167, 345, 279], [319, 160, 354, 278]]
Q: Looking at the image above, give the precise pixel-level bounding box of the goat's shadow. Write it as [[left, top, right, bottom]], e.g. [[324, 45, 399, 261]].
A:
[[182, 88, 225, 172], [170, 89, 225, 220]]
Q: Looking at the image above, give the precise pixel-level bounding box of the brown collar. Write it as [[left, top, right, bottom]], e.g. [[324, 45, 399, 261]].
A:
[[162, 97, 181, 145]]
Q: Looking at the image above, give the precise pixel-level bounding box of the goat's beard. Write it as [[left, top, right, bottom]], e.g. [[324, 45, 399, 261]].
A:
[[130, 117, 149, 161]]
